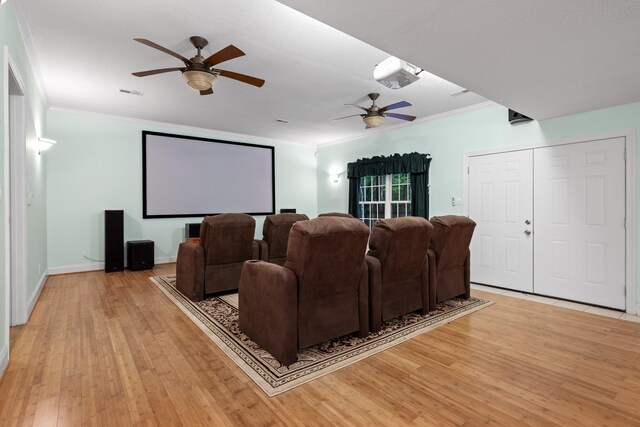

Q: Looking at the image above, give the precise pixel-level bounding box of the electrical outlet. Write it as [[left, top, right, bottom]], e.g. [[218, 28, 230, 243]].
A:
[[81, 251, 87, 259]]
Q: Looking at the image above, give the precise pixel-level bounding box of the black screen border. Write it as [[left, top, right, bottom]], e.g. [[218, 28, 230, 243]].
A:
[[142, 130, 276, 219]]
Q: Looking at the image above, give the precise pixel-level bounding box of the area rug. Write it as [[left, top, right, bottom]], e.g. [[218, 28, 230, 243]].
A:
[[151, 275, 492, 396]]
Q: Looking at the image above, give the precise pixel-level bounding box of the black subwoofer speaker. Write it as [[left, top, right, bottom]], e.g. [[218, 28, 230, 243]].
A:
[[185, 223, 201, 240], [105, 210, 124, 272], [127, 240, 155, 271]]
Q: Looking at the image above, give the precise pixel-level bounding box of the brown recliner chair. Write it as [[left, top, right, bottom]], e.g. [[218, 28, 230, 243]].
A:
[[365, 217, 434, 332], [176, 213, 258, 301], [256, 213, 309, 265], [428, 215, 477, 310], [318, 212, 354, 218], [239, 216, 370, 366]]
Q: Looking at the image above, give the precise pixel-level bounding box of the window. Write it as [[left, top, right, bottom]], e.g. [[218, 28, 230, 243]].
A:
[[359, 173, 411, 227]]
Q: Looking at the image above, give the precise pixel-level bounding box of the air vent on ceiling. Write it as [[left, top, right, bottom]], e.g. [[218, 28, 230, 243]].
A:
[[450, 88, 470, 97], [119, 89, 144, 96]]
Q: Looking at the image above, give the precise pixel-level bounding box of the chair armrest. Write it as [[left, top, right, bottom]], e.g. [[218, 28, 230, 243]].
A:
[[464, 249, 471, 299], [176, 242, 205, 301], [238, 260, 298, 365], [427, 248, 437, 311], [255, 239, 268, 261], [365, 255, 382, 333], [358, 261, 369, 337], [420, 253, 431, 315], [252, 240, 260, 260]]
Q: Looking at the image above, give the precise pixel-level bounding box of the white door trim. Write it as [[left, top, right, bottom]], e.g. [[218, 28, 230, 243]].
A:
[[463, 130, 637, 314], [4, 46, 28, 334]]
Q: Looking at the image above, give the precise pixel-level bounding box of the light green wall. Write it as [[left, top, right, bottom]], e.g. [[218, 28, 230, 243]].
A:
[[46, 109, 317, 270], [0, 2, 49, 361], [317, 101, 640, 304]]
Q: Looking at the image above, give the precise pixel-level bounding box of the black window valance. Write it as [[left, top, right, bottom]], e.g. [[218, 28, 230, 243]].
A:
[[347, 152, 431, 219], [347, 152, 431, 178]]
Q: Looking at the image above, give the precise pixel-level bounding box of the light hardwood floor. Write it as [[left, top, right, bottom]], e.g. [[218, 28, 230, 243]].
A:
[[1, 264, 639, 426]]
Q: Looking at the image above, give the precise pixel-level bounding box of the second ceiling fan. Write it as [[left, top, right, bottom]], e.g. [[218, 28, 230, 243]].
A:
[[332, 93, 416, 128], [132, 36, 265, 95]]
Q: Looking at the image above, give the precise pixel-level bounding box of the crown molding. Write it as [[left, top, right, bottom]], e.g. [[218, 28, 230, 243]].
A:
[[10, 0, 50, 107]]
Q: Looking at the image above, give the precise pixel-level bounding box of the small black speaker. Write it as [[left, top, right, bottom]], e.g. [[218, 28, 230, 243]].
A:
[[105, 210, 124, 272], [508, 109, 533, 124], [280, 208, 297, 213], [127, 240, 154, 271], [185, 223, 201, 239]]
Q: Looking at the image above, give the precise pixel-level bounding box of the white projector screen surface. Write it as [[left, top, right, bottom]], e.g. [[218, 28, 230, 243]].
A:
[[143, 131, 274, 218]]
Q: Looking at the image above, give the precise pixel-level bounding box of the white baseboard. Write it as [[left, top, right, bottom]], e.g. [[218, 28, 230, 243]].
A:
[[0, 343, 8, 380], [48, 256, 177, 276], [26, 270, 48, 319], [154, 256, 176, 265], [48, 262, 104, 275]]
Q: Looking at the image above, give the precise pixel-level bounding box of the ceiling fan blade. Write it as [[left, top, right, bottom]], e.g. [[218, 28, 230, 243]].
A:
[[204, 45, 245, 66], [132, 67, 184, 77], [200, 88, 214, 95], [385, 112, 416, 122], [331, 114, 363, 121], [345, 104, 369, 112], [216, 69, 265, 87], [380, 100, 412, 112], [134, 38, 191, 64]]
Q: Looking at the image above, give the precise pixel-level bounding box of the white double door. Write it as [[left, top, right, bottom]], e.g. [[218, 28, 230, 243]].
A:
[[469, 137, 626, 310]]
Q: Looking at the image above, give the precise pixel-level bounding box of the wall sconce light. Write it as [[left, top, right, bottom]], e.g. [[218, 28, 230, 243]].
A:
[[38, 137, 57, 155], [329, 172, 343, 184]]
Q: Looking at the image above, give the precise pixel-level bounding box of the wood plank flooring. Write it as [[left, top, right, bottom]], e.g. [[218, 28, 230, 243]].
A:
[[1, 264, 639, 426]]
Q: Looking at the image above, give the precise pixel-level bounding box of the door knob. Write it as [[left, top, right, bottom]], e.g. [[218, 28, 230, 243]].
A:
[[524, 230, 532, 235], [525, 219, 531, 225]]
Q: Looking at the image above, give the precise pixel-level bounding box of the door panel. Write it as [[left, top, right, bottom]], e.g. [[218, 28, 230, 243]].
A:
[[533, 138, 626, 309], [469, 150, 534, 292]]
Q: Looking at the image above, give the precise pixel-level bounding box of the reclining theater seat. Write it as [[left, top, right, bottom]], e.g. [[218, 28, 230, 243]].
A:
[[318, 212, 354, 218], [257, 213, 309, 265], [176, 213, 258, 301], [239, 216, 370, 366], [428, 215, 477, 310], [365, 217, 434, 332]]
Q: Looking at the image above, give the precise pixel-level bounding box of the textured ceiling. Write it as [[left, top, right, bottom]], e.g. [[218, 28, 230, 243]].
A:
[[11, 0, 486, 146], [277, 0, 640, 121]]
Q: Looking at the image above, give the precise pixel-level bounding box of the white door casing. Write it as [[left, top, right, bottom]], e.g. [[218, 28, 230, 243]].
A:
[[469, 150, 534, 292], [533, 138, 626, 309]]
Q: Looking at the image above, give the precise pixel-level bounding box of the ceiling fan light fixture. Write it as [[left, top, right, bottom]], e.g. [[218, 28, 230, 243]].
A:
[[182, 70, 217, 91], [363, 115, 385, 128]]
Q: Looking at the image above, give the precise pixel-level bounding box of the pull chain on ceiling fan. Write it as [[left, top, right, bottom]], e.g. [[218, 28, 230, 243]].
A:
[[332, 93, 416, 128], [132, 36, 265, 95]]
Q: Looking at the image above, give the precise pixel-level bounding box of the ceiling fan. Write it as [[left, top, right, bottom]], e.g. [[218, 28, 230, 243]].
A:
[[332, 93, 416, 128], [132, 36, 265, 95]]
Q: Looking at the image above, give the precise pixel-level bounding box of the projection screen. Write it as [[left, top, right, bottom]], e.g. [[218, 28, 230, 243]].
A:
[[142, 131, 275, 218]]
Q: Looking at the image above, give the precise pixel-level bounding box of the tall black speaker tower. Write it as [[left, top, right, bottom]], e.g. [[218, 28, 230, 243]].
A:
[[105, 210, 124, 272]]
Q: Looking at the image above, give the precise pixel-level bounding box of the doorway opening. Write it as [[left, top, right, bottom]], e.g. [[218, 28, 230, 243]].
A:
[[4, 49, 28, 343]]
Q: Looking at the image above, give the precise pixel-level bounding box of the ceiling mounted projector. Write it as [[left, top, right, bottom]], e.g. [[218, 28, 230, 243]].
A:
[[374, 56, 421, 90]]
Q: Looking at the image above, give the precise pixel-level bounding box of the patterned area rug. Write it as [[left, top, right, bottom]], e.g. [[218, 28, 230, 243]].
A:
[[151, 275, 492, 396]]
